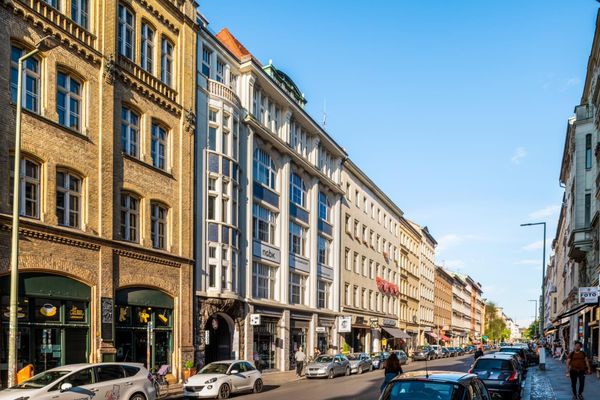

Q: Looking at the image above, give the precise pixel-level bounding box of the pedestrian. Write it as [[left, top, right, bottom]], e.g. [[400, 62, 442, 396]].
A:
[[380, 352, 403, 393], [313, 347, 321, 359], [474, 345, 484, 360], [253, 351, 262, 373], [294, 346, 306, 378], [566, 341, 592, 400]]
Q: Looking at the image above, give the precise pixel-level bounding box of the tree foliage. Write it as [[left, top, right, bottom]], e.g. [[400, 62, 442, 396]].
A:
[[484, 301, 508, 341], [523, 320, 539, 339]]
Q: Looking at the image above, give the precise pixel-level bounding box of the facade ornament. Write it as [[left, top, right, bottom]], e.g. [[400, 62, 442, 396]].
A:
[[184, 109, 196, 133], [103, 54, 116, 85]]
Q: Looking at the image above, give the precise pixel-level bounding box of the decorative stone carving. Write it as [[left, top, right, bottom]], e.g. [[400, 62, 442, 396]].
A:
[[184, 109, 196, 133], [104, 55, 116, 85]]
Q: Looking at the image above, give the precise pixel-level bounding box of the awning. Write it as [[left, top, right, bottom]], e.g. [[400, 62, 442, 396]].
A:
[[482, 336, 489, 341], [382, 327, 411, 339], [440, 335, 451, 341], [552, 303, 593, 322], [425, 332, 438, 339]]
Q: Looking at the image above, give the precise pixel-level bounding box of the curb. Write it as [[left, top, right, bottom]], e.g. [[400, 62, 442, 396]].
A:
[[522, 371, 533, 400]]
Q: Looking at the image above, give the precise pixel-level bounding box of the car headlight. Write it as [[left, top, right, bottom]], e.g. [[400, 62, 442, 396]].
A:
[[205, 377, 218, 384]]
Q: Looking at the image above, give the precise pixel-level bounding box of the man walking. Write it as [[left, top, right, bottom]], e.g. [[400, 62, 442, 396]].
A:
[[294, 346, 306, 378], [566, 341, 592, 399]]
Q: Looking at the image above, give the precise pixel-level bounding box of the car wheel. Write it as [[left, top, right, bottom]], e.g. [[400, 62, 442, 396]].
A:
[[369, 364, 373, 372], [217, 383, 231, 399], [328, 369, 334, 379], [253, 379, 263, 393], [345, 367, 350, 376], [129, 393, 146, 400], [358, 365, 363, 374]]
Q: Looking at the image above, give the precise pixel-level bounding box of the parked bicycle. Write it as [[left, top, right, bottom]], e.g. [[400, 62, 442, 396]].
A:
[[151, 365, 170, 398]]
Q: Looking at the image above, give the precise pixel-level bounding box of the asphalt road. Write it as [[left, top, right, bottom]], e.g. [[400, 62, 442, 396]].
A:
[[244, 354, 477, 400]]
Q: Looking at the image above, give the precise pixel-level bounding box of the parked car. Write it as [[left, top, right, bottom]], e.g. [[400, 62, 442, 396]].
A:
[[453, 347, 465, 356], [446, 347, 458, 357], [379, 370, 503, 400], [469, 353, 523, 400], [371, 352, 388, 369], [347, 353, 373, 374], [498, 347, 528, 371], [0, 362, 156, 400], [441, 347, 452, 358], [412, 346, 437, 361], [393, 350, 409, 365], [429, 345, 443, 358], [305, 354, 350, 379], [184, 360, 262, 399]]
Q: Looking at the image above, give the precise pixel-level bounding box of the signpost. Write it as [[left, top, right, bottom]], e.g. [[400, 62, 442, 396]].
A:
[[338, 316, 351, 333], [250, 314, 261, 326]]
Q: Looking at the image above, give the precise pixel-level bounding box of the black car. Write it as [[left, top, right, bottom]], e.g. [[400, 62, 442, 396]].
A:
[[379, 370, 503, 400], [412, 346, 437, 361], [470, 354, 523, 400], [498, 347, 528, 371]]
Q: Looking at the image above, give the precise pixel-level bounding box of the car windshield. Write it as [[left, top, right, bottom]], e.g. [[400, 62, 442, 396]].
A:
[[314, 356, 333, 363], [386, 380, 459, 400], [475, 359, 513, 370], [346, 354, 359, 360], [199, 363, 230, 374], [416, 346, 430, 351], [13, 370, 71, 389]]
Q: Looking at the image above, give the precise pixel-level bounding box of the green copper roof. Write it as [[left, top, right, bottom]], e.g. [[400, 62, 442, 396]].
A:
[[263, 62, 307, 107]]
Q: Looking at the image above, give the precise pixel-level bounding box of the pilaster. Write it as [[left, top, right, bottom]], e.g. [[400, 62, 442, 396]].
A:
[[280, 156, 291, 304], [308, 177, 319, 308]]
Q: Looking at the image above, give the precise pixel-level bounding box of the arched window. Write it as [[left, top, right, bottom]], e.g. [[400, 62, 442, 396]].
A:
[[57, 71, 82, 131], [253, 148, 276, 190], [151, 202, 168, 249], [141, 22, 155, 73], [120, 191, 140, 242], [117, 3, 135, 60], [151, 122, 168, 170], [10, 156, 41, 218], [56, 169, 82, 228], [290, 172, 306, 207], [11, 45, 40, 113], [121, 106, 139, 157]]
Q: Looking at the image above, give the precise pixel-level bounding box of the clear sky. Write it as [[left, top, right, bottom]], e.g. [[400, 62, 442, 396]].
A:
[[200, 0, 599, 327]]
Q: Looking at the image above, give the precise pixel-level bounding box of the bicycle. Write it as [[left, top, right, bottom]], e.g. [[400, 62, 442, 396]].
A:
[[151, 365, 170, 399]]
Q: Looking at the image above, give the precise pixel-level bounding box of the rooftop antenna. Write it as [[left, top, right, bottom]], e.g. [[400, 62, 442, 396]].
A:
[[322, 99, 327, 128]]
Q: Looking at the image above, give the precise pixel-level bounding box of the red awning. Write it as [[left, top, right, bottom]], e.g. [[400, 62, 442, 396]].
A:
[[440, 335, 451, 341]]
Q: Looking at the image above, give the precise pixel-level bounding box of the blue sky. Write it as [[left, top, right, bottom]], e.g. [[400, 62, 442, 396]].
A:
[[200, 0, 599, 327]]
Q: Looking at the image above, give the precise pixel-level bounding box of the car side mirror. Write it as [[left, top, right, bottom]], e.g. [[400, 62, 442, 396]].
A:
[[60, 383, 73, 392], [491, 393, 503, 400], [229, 369, 239, 375]]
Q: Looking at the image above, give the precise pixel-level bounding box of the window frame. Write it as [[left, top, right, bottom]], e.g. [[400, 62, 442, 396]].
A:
[[56, 71, 83, 132], [252, 262, 275, 300], [71, 0, 89, 30], [252, 203, 277, 245], [160, 37, 174, 86], [117, 4, 135, 60], [140, 22, 155, 74], [318, 191, 331, 222], [151, 122, 168, 170], [253, 148, 277, 190], [151, 202, 168, 250], [10, 156, 41, 219], [120, 192, 140, 242], [121, 106, 139, 158], [10, 45, 41, 113], [56, 169, 82, 228], [290, 172, 306, 207], [289, 221, 306, 256]]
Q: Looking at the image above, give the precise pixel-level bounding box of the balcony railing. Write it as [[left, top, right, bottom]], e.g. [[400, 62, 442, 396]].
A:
[[20, 0, 97, 49], [208, 79, 241, 106], [117, 55, 178, 103]]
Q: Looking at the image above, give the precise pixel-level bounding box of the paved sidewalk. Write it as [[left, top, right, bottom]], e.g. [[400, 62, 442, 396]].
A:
[[524, 356, 600, 400], [261, 369, 305, 387]]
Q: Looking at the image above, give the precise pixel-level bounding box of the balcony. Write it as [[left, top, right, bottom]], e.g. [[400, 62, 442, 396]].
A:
[[117, 56, 178, 104], [575, 104, 593, 122], [208, 79, 241, 106]]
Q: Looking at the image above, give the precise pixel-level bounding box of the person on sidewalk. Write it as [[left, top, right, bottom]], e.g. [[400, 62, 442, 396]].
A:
[[380, 352, 403, 393], [566, 341, 592, 400], [294, 346, 306, 378]]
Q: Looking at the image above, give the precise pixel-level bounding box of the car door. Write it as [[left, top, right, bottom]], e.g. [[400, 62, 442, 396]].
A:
[[242, 362, 260, 387], [333, 356, 342, 375], [94, 364, 129, 400], [36, 367, 98, 400], [228, 362, 249, 392]]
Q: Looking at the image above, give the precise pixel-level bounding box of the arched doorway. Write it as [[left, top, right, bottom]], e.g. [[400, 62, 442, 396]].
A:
[[205, 314, 232, 363], [0, 273, 91, 382], [115, 287, 174, 371]]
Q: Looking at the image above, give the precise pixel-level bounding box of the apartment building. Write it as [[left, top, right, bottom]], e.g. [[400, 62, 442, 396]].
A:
[[413, 223, 436, 345], [398, 218, 421, 350], [434, 266, 454, 344], [0, 0, 198, 382], [340, 160, 404, 354], [450, 274, 472, 346]]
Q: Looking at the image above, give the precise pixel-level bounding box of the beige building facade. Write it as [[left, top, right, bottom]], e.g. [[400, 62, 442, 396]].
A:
[[398, 218, 421, 350], [0, 0, 197, 383], [434, 266, 454, 344], [413, 223, 436, 345]]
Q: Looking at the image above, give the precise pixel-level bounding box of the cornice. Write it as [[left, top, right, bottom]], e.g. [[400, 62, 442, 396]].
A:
[[113, 248, 181, 267], [1, 223, 101, 250], [136, 0, 179, 35]]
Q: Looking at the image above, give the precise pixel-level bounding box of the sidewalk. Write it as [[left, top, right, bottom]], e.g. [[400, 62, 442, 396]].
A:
[[261, 369, 305, 387], [524, 356, 600, 400]]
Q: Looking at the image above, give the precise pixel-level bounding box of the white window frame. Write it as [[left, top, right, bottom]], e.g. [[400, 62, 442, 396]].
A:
[[253, 262, 275, 299], [120, 192, 139, 242], [71, 0, 89, 30], [289, 221, 306, 256], [161, 37, 173, 86], [121, 106, 139, 157], [290, 172, 306, 207], [10, 157, 40, 219], [289, 272, 306, 305], [11, 46, 40, 113], [151, 122, 168, 170], [253, 203, 277, 244], [151, 202, 167, 249], [141, 23, 155, 73], [253, 148, 276, 190], [56, 170, 81, 228], [117, 4, 135, 60], [57, 71, 82, 131]]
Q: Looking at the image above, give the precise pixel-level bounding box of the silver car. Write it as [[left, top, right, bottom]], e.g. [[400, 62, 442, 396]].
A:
[[347, 353, 373, 374], [0, 362, 155, 400], [305, 354, 350, 379]]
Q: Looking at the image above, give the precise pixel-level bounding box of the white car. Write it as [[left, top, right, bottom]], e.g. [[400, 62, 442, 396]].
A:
[[184, 360, 263, 399], [0, 362, 155, 400]]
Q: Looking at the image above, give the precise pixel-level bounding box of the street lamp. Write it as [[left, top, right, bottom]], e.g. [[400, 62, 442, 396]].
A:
[[520, 222, 546, 340], [8, 35, 60, 387], [528, 299, 538, 337]]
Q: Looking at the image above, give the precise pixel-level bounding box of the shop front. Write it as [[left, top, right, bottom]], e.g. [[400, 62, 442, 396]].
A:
[[348, 316, 370, 353], [290, 314, 310, 370], [115, 287, 173, 371], [380, 324, 409, 352], [252, 308, 281, 371], [0, 273, 90, 385], [316, 317, 335, 354]]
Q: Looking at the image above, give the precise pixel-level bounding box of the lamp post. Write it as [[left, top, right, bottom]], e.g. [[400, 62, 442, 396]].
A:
[[8, 35, 59, 387], [520, 222, 546, 339], [528, 299, 538, 338]]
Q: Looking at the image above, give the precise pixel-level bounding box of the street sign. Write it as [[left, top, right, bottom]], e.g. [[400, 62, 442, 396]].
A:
[[578, 287, 598, 304], [338, 316, 352, 333], [316, 327, 326, 333], [250, 314, 261, 326]]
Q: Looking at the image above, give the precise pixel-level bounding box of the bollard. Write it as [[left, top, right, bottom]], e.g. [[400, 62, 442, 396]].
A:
[[538, 347, 546, 370]]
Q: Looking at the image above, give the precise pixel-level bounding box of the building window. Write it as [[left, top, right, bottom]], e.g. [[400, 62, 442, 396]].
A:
[[44, 0, 60, 9], [253, 148, 276, 190], [318, 236, 330, 266], [318, 191, 330, 222], [201, 46, 211, 77], [71, 0, 89, 30], [161, 38, 173, 86], [9, 157, 40, 218], [317, 280, 329, 309], [586, 134, 592, 170], [208, 126, 217, 151], [151, 202, 167, 249], [585, 193, 591, 226], [208, 264, 217, 288], [140, 23, 154, 73], [57, 72, 82, 131], [253, 203, 276, 244], [207, 195, 216, 220], [290, 173, 306, 207], [121, 107, 139, 157], [289, 222, 306, 256], [344, 248, 351, 271], [56, 170, 81, 228], [354, 286, 360, 308], [151, 123, 168, 170], [120, 192, 139, 242], [216, 59, 225, 83], [10, 46, 40, 113], [253, 262, 275, 299], [117, 4, 135, 60], [221, 197, 228, 223], [289, 272, 305, 305]]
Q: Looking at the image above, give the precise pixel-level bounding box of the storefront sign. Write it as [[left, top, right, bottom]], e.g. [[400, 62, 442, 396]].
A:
[[316, 327, 326, 333], [579, 287, 598, 304], [253, 241, 281, 263], [338, 316, 352, 333], [68, 304, 85, 321], [382, 319, 396, 327], [101, 297, 114, 341], [250, 314, 261, 325], [40, 303, 58, 317], [290, 254, 310, 273]]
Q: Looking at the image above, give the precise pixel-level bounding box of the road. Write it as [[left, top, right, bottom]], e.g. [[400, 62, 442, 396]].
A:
[[245, 354, 477, 400]]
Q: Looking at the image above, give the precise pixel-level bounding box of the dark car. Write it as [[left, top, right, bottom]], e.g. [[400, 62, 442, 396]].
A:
[[441, 347, 452, 358], [470, 354, 523, 400], [453, 347, 465, 356], [498, 347, 528, 371], [412, 346, 437, 361], [392, 350, 409, 365], [379, 370, 503, 400], [371, 352, 389, 369]]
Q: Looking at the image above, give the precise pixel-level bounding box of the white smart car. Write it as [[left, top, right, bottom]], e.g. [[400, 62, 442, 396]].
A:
[[184, 360, 263, 399], [0, 362, 156, 400]]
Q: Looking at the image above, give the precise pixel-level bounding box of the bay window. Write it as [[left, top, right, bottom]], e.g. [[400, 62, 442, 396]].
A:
[[253, 262, 275, 299], [253, 148, 276, 190], [253, 203, 276, 244], [289, 222, 306, 256]]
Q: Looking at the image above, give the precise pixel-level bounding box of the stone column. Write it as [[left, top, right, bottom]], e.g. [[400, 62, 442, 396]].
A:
[[281, 309, 291, 371]]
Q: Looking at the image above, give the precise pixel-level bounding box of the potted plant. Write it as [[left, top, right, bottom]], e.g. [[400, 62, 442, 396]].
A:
[[183, 360, 196, 380]]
